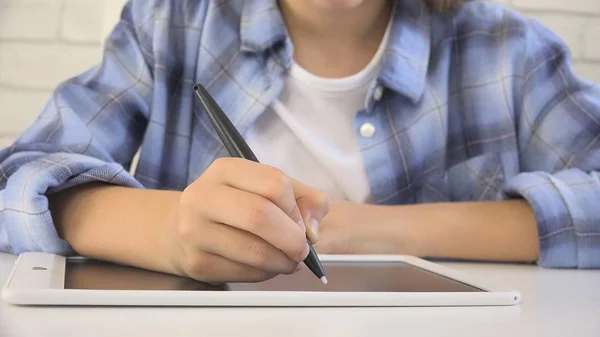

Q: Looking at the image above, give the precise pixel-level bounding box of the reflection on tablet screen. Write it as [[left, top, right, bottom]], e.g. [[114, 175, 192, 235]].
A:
[[65, 259, 483, 292]]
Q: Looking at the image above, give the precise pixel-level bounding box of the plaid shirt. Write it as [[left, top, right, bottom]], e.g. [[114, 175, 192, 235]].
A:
[[1, 0, 599, 268]]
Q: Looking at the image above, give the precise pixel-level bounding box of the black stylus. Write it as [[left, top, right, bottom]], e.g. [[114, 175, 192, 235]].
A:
[[193, 83, 328, 284]]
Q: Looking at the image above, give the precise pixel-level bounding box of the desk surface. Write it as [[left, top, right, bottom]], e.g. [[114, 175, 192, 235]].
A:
[[1, 253, 598, 337]]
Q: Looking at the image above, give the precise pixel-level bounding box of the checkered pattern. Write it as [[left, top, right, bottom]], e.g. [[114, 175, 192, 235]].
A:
[[1, 0, 599, 268]]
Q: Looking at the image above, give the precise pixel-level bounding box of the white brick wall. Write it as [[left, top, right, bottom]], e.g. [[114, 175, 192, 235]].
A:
[[0, 0, 599, 146], [0, 0, 105, 146]]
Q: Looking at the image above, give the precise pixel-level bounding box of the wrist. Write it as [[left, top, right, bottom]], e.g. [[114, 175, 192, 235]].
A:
[[162, 192, 188, 277], [133, 187, 184, 276], [319, 200, 426, 256], [394, 202, 469, 259]]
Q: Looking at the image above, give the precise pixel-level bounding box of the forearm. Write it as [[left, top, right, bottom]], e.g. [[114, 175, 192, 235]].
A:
[[322, 200, 540, 263], [48, 184, 182, 275], [403, 200, 540, 262]]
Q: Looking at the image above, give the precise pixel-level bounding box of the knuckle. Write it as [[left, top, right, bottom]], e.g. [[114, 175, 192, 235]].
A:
[[264, 167, 291, 198], [211, 157, 231, 170], [243, 199, 273, 230], [316, 191, 331, 212], [287, 203, 301, 220], [180, 186, 197, 207], [243, 241, 269, 266], [205, 157, 233, 179], [182, 181, 210, 208]]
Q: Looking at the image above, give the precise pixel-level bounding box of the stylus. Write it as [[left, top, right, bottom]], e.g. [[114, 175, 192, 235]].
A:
[[193, 83, 328, 285]]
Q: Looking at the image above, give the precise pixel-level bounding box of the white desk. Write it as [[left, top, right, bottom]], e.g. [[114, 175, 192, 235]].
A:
[[1, 253, 598, 337]]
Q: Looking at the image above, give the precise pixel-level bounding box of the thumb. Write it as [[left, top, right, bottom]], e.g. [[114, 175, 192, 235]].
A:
[[292, 180, 331, 244]]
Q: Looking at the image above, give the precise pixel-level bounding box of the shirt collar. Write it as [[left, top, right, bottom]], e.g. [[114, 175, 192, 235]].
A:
[[240, 0, 432, 103], [377, 0, 431, 103], [240, 0, 288, 53]]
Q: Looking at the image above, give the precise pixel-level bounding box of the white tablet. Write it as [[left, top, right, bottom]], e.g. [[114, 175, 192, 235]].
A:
[[2, 252, 521, 307]]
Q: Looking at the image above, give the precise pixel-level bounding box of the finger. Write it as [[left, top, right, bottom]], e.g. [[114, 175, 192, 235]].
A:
[[184, 251, 277, 284], [292, 179, 331, 243], [196, 221, 300, 275], [199, 185, 310, 262], [206, 158, 305, 229]]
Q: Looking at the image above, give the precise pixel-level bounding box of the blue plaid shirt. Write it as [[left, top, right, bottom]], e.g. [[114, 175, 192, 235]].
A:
[[1, 0, 599, 268]]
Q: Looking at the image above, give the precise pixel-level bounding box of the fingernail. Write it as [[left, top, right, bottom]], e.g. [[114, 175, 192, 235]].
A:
[[308, 218, 319, 241], [294, 264, 303, 273]]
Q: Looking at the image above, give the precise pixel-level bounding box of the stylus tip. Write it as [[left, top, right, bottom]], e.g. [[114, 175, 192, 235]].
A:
[[320, 276, 328, 284]]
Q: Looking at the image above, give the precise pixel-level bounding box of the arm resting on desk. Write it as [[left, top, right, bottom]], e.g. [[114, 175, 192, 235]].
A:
[[316, 200, 540, 264], [49, 184, 183, 276]]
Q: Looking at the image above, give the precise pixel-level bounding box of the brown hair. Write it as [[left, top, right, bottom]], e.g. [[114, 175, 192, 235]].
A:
[[424, 0, 465, 12]]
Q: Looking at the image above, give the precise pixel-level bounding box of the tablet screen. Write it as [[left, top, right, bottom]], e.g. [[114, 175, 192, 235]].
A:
[[65, 259, 484, 292]]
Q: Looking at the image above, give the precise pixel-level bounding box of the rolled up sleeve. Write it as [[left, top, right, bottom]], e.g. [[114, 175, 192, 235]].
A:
[[1, 153, 142, 255], [505, 170, 600, 268], [504, 18, 600, 268], [0, 0, 156, 255]]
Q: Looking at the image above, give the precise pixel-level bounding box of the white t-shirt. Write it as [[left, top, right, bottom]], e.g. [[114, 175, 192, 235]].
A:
[[245, 20, 392, 204]]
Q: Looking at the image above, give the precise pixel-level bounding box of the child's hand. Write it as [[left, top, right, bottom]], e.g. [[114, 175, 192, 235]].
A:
[[167, 158, 330, 284]]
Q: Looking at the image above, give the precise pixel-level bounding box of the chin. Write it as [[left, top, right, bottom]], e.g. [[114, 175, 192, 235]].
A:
[[307, 0, 365, 9]]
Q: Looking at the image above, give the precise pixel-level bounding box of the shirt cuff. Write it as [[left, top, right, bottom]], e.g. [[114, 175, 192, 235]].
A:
[[504, 169, 600, 269], [1, 153, 142, 255]]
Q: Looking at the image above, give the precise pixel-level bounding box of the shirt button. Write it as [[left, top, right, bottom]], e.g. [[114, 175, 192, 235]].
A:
[[373, 85, 384, 101], [360, 123, 376, 138]]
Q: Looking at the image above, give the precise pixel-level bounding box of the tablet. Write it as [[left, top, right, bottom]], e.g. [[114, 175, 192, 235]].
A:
[[1, 252, 520, 307]]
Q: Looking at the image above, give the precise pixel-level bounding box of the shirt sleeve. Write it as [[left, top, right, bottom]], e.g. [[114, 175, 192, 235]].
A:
[[503, 18, 600, 269], [0, 0, 157, 255]]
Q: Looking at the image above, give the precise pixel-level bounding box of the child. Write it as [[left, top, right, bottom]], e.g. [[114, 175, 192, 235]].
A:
[[1, 0, 599, 284]]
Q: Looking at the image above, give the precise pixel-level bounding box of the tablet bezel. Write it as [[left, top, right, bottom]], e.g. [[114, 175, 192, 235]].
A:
[[2, 252, 521, 307]]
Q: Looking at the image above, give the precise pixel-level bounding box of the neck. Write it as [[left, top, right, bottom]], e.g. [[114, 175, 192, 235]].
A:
[[279, 0, 393, 78]]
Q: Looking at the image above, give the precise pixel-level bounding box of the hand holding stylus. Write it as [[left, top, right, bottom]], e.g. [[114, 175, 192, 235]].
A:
[[193, 83, 329, 284], [167, 157, 330, 285]]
